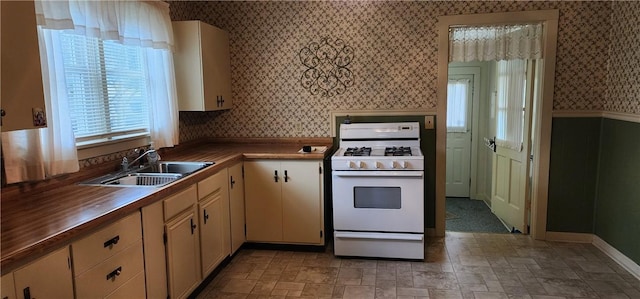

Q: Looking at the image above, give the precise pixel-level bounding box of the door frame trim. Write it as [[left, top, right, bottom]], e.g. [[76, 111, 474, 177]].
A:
[[436, 10, 559, 240]]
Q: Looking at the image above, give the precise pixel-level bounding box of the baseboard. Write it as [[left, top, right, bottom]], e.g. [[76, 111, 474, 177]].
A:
[[592, 235, 640, 281], [545, 232, 640, 281], [545, 231, 594, 243]]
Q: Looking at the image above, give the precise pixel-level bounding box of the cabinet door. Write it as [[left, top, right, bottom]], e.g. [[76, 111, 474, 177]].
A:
[[141, 200, 168, 299], [1, 0, 47, 132], [1, 273, 16, 299], [13, 247, 74, 299], [165, 208, 201, 299], [199, 194, 226, 277], [201, 23, 232, 111], [282, 161, 323, 244], [245, 160, 283, 242], [173, 20, 231, 112], [228, 163, 246, 254]]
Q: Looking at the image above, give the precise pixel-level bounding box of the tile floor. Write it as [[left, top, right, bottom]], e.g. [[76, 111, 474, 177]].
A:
[[197, 232, 640, 298]]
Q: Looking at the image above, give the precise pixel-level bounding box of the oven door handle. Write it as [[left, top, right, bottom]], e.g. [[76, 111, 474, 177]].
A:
[[333, 171, 423, 178], [335, 231, 424, 241]]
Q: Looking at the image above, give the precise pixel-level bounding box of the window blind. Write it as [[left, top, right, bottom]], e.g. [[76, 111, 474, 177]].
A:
[[59, 32, 150, 141]]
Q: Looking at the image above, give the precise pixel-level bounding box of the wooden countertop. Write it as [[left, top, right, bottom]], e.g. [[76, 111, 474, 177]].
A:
[[0, 140, 333, 273]]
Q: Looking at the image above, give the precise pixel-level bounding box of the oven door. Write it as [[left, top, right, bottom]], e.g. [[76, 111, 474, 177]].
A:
[[332, 170, 424, 233]]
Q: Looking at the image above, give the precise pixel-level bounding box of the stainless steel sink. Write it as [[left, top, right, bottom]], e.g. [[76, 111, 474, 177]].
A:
[[101, 173, 183, 186], [137, 161, 214, 175], [80, 161, 214, 187]]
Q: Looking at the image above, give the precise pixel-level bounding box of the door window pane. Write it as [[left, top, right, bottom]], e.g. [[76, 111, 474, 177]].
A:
[[447, 79, 471, 133]]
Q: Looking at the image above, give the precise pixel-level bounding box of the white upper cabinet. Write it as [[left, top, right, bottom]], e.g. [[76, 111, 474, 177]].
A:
[[173, 21, 232, 111], [1, 0, 47, 131]]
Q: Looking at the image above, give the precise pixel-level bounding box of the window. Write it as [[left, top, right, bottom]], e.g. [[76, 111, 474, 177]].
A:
[[495, 59, 527, 151], [58, 32, 150, 145], [446, 78, 471, 133]]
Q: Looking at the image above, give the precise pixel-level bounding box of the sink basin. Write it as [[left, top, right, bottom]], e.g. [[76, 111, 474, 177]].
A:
[[79, 161, 214, 187], [137, 161, 214, 175], [101, 173, 183, 186]]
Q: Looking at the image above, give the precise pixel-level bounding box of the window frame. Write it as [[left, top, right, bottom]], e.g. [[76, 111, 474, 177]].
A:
[[55, 32, 153, 158]]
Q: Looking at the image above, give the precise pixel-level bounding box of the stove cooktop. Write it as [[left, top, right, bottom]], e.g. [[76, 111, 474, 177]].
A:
[[340, 146, 417, 157]]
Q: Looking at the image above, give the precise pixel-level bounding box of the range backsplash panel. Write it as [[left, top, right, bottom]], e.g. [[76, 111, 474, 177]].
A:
[[169, 1, 628, 141]]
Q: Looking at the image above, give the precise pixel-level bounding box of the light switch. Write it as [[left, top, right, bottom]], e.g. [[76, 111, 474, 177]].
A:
[[424, 115, 434, 129]]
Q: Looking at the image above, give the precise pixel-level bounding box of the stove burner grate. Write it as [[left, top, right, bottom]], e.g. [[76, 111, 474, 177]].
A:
[[344, 147, 372, 156], [385, 146, 412, 156]]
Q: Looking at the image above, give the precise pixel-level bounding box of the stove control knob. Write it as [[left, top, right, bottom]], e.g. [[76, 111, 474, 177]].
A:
[[357, 161, 364, 169], [401, 161, 408, 169], [347, 161, 354, 169], [391, 161, 397, 169], [374, 161, 381, 169]]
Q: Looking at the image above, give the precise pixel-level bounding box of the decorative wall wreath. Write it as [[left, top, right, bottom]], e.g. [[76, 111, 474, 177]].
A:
[[299, 37, 354, 97]]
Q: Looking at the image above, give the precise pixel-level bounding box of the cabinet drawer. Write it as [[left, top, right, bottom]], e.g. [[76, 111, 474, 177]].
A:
[[164, 185, 197, 221], [75, 240, 144, 299], [197, 170, 227, 201], [72, 212, 142, 274], [105, 271, 146, 299]]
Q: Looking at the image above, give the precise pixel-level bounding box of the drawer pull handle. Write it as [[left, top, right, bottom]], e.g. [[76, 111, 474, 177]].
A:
[[23, 287, 31, 299], [106, 266, 122, 281], [104, 235, 120, 248]]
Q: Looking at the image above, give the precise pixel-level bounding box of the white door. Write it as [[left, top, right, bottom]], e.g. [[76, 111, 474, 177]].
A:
[[446, 75, 474, 197], [491, 60, 534, 233]]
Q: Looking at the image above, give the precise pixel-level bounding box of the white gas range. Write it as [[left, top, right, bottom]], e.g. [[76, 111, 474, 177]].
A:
[[331, 122, 425, 260]]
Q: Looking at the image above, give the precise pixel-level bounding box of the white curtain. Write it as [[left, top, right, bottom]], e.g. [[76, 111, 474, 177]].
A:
[[3, 0, 177, 184], [145, 48, 180, 149], [449, 24, 543, 62], [35, 0, 174, 50], [446, 79, 470, 133], [495, 60, 527, 151]]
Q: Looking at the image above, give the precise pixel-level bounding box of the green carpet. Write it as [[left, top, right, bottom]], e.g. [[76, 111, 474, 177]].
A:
[[445, 197, 509, 233]]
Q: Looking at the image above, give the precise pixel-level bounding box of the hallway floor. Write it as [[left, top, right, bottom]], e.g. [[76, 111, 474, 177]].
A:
[[197, 232, 640, 298]]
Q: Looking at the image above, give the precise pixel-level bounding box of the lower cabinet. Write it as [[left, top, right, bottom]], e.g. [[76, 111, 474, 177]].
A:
[[198, 170, 230, 278], [1, 273, 16, 299], [228, 162, 245, 254], [141, 168, 238, 299], [12, 247, 74, 299], [164, 185, 201, 299], [245, 160, 324, 245], [71, 211, 145, 299]]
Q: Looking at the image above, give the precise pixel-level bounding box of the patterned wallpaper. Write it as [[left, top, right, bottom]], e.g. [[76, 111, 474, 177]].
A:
[[169, 1, 618, 140], [605, 1, 640, 115]]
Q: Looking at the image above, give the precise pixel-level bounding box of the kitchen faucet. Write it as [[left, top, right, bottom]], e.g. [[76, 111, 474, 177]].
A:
[[121, 147, 161, 171]]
